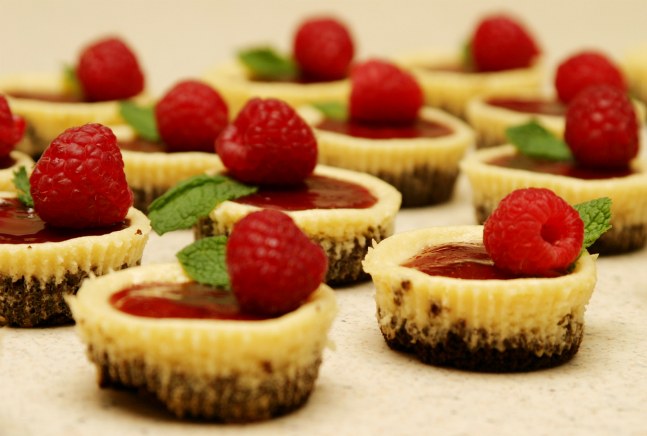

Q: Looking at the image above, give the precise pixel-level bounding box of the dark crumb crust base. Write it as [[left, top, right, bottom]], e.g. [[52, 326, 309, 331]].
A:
[[194, 217, 391, 286], [374, 166, 458, 208], [379, 309, 584, 372], [89, 345, 321, 422], [476, 204, 647, 254], [131, 186, 167, 213], [0, 262, 135, 327]]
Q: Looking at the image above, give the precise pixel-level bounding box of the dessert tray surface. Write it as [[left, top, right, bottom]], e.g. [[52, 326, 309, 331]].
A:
[[2, 176, 646, 436]]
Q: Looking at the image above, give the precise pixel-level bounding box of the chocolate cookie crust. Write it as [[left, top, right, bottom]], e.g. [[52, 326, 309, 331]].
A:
[[91, 346, 321, 422]]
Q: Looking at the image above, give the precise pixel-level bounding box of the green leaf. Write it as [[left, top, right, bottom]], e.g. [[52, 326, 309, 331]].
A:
[[177, 236, 230, 289], [13, 166, 33, 208], [62, 64, 82, 98], [462, 39, 474, 71], [238, 47, 298, 80], [148, 174, 257, 235], [573, 197, 612, 250], [119, 101, 160, 142], [506, 121, 573, 161], [312, 101, 348, 121]]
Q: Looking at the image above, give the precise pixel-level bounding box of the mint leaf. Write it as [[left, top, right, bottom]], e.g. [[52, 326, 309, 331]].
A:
[[177, 236, 230, 289], [119, 101, 160, 142], [573, 197, 612, 250], [13, 166, 33, 208], [148, 174, 257, 235], [238, 47, 298, 80], [462, 40, 474, 71], [313, 101, 348, 121], [506, 121, 573, 161], [62, 64, 82, 98]]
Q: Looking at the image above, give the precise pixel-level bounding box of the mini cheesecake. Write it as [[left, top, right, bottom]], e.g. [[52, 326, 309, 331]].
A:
[[0, 195, 151, 327], [202, 61, 350, 116], [195, 165, 402, 285], [467, 92, 647, 148], [299, 106, 474, 207], [113, 125, 225, 211], [67, 263, 337, 422], [461, 145, 647, 253], [0, 72, 146, 157], [622, 43, 647, 104], [396, 51, 543, 118], [363, 225, 597, 372]]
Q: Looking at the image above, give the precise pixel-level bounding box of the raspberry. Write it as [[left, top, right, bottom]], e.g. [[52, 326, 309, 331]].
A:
[[564, 85, 638, 169], [227, 209, 328, 316], [0, 96, 26, 157], [215, 98, 317, 185], [349, 59, 423, 124], [470, 14, 540, 72], [155, 80, 229, 153], [483, 188, 584, 276], [554, 51, 626, 104], [293, 16, 354, 81], [76, 37, 145, 102], [30, 123, 133, 228]]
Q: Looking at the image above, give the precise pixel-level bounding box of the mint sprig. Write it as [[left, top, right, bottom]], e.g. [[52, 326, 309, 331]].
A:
[[313, 101, 348, 121], [506, 121, 573, 161], [13, 166, 33, 208], [574, 197, 612, 251], [177, 236, 230, 289], [62, 64, 82, 99], [119, 101, 160, 142], [238, 47, 298, 80], [148, 174, 257, 235]]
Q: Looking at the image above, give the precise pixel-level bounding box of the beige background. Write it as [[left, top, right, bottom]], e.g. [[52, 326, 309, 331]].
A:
[[2, 1, 647, 435], [3, 0, 647, 94]]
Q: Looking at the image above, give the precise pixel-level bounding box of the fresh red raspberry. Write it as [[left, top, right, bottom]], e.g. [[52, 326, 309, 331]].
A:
[[0, 96, 26, 157], [215, 98, 317, 185], [470, 14, 540, 72], [30, 123, 133, 228], [155, 80, 229, 153], [293, 16, 355, 81], [554, 51, 626, 104], [483, 188, 584, 276], [564, 85, 638, 169], [227, 209, 328, 316], [349, 59, 423, 124], [76, 37, 145, 102]]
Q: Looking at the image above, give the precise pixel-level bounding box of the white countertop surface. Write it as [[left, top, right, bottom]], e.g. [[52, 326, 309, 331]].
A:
[[2, 1, 647, 435]]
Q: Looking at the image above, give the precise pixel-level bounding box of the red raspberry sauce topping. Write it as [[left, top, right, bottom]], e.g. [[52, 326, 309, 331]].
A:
[[489, 154, 635, 180], [234, 175, 377, 211], [485, 97, 566, 117], [316, 118, 452, 140], [0, 198, 128, 244], [402, 242, 563, 280], [110, 282, 271, 321]]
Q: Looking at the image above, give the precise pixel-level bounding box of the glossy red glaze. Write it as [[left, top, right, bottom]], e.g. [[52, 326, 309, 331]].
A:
[[401, 242, 562, 280], [235, 174, 377, 211], [118, 138, 166, 153], [6, 91, 84, 103], [486, 97, 566, 116], [317, 117, 453, 140], [0, 155, 16, 169], [0, 198, 128, 244], [489, 154, 634, 179], [110, 282, 272, 320]]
